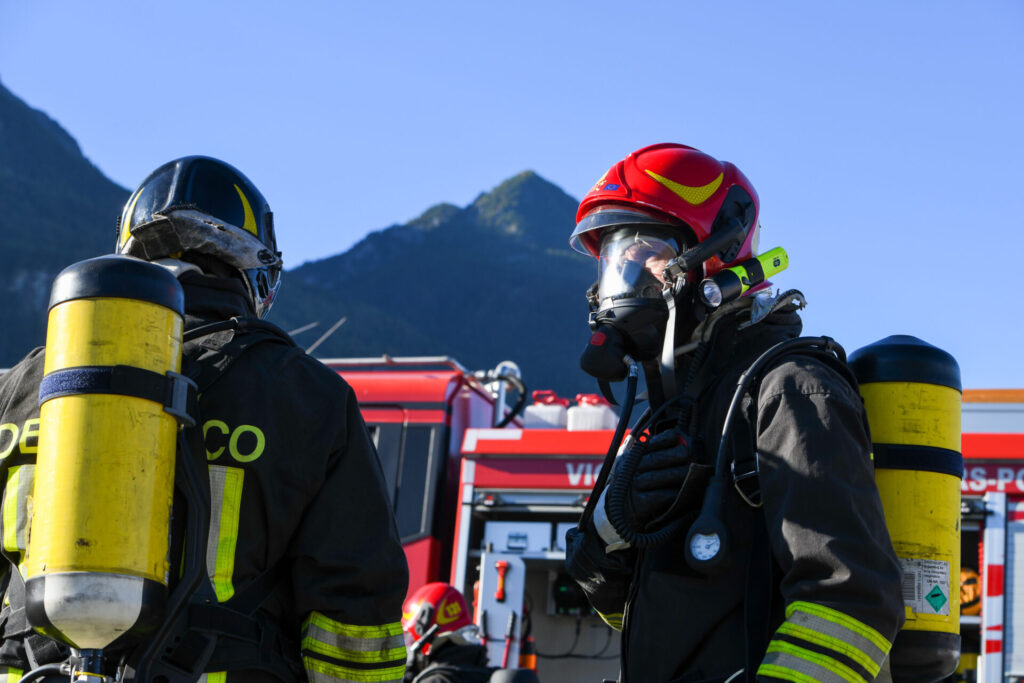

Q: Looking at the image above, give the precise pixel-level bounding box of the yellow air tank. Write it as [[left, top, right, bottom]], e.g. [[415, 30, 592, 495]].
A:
[[25, 254, 186, 651], [848, 335, 962, 682]]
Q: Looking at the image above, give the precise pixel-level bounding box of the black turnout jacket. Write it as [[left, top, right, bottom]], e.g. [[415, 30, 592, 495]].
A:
[[0, 271, 409, 682], [566, 295, 904, 683]]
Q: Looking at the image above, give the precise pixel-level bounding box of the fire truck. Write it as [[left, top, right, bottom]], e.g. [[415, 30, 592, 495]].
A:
[[328, 357, 1024, 683], [329, 356, 621, 681], [960, 389, 1024, 683]]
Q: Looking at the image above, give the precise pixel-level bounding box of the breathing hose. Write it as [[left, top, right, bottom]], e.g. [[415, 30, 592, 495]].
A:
[[709, 336, 844, 484], [602, 340, 710, 547], [604, 336, 845, 549], [16, 664, 65, 683], [679, 336, 846, 571], [578, 359, 640, 531]]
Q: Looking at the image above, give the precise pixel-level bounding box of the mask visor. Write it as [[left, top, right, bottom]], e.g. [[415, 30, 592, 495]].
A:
[[597, 231, 679, 305]]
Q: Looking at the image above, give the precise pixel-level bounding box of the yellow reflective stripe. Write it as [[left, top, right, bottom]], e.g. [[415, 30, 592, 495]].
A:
[[207, 465, 244, 602], [2, 465, 33, 558], [1, 668, 24, 682], [302, 613, 406, 666], [304, 655, 404, 683], [2, 466, 22, 554], [757, 662, 821, 683], [597, 611, 623, 631], [779, 615, 884, 676], [787, 601, 891, 654], [761, 641, 864, 683], [304, 612, 403, 639], [302, 635, 405, 664], [197, 674, 226, 683], [644, 169, 724, 206]]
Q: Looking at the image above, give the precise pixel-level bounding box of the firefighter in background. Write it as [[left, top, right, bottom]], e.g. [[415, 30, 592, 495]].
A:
[[403, 583, 493, 683], [564, 144, 904, 683], [0, 157, 409, 681], [402, 584, 539, 683]]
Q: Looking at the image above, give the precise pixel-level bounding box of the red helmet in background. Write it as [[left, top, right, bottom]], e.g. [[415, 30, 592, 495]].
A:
[[402, 583, 478, 655], [570, 143, 760, 279]]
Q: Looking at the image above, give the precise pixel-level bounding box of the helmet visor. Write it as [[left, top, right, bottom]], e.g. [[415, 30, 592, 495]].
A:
[[597, 231, 679, 304], [570, 206, 673, 255]]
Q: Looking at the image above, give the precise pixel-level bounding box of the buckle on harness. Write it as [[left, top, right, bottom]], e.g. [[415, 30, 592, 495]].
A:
[[165, 371, 199, 428], [731, 454, 763, 508]]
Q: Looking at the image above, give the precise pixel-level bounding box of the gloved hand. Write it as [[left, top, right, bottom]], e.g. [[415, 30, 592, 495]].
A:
[[622, 427, 691, 528]]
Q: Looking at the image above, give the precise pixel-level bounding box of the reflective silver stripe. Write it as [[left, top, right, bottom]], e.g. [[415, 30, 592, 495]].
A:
[[784, 610, 887, 676], [305, 656, 405, 682], [304, 621, 405, 656], [760, 642, 864, 683], [302, 613, 406, 671], [207, 465, 245, 602], [593, 487, 630, 552], [2, 464, 34, 558], [787, 601, 890, 652]]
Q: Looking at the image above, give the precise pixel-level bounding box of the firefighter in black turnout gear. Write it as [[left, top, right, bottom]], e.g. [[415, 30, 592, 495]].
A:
[[0, 157, 409, 682], [564, 144, 904, 683]]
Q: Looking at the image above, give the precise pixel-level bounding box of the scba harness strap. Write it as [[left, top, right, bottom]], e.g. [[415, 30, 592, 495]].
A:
[[5, 316, 303, 683], [719, 340, 866, 683], [126, 316, 303, 683], [38, 365, 198, 428], [727, 345, 864, 512]]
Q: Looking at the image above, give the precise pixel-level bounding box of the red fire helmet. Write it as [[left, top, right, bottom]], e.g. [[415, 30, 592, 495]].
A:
[[570, 143, 760, 279], [402, 582, 475, 654]]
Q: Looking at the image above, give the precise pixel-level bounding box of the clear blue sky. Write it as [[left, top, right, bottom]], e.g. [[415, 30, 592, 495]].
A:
[[2, 1, 1022, 388]]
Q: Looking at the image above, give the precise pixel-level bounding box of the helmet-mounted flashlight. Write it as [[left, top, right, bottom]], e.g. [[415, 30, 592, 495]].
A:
[[699, 247, 788, 308]]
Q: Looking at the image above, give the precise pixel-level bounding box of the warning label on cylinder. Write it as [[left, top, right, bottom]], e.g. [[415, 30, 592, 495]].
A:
[[900, 558, 951, 616]]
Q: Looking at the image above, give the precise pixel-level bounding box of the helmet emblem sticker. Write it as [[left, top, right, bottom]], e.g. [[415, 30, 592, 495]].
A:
[[233, 184, 259, 236], [644, 169, 723, 205], [118, 187, 144, 248], [435, 597, 463, 625]]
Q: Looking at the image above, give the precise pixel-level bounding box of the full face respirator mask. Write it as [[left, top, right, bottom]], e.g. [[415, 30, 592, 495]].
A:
[[579, 228, 682, 382]]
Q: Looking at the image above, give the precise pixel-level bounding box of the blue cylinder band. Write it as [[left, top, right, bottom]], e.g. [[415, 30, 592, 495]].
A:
[[873, 443, 964, 479], [39, 365, 170, 407]]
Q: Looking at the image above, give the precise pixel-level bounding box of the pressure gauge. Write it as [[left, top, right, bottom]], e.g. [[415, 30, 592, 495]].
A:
[[689, 532, 721, 562], [685, 479, 731, 573]]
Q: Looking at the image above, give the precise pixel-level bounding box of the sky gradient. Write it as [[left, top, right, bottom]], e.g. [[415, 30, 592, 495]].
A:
[[2, 1, 1022, 388]]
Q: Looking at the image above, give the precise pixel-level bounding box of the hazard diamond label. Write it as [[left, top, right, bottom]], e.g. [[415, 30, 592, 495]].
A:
[[926, 585, 948, 612], [899, 557, 951, 616]]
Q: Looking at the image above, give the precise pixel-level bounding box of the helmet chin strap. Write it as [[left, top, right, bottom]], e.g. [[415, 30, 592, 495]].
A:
[[659, 285, 679, 400]]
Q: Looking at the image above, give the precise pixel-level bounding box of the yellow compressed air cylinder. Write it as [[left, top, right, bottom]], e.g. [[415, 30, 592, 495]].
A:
[[25, 255, 184, 650], [849, 335, 962, 682]]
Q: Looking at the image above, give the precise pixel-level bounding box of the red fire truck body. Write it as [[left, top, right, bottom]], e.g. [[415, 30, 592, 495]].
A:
[[330, 357, 619, 681], [326, 357, 502, 595], [960, 390, 1024, 683], [330, 358, 1024, 683]]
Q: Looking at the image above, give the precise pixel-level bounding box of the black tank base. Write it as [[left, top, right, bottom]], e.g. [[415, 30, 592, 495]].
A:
[[891, 630, 961, 683]]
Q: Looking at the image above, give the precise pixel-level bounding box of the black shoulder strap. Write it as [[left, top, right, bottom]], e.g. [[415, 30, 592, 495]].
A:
[[185, 316, 296, 395], [124, 317, 300, 682]]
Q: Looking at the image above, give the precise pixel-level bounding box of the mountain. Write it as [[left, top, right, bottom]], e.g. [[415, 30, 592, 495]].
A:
[[0, 80, 599, 398], [0, 79, 129, 361], [268, 171, 597, 398]]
